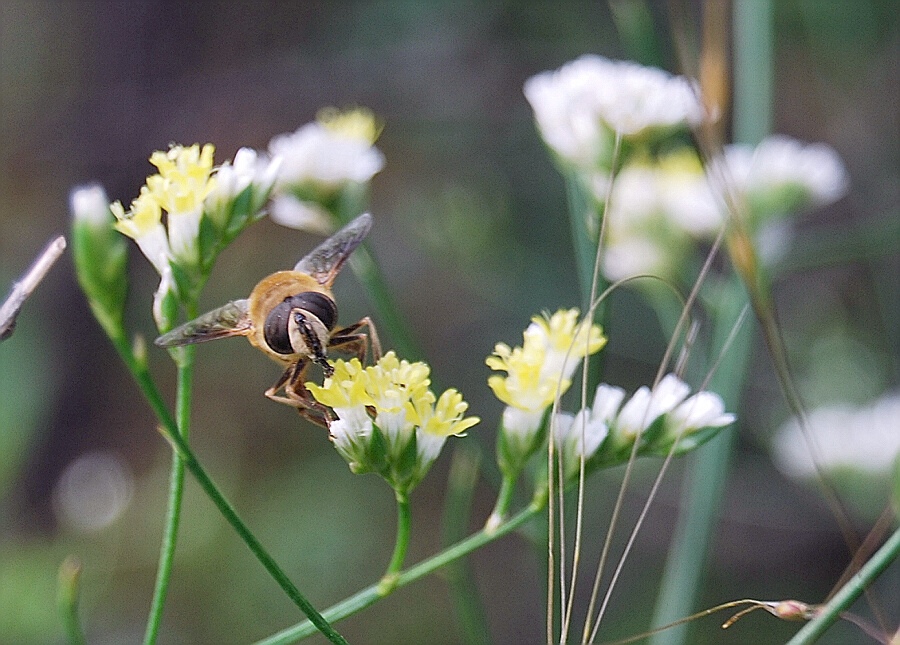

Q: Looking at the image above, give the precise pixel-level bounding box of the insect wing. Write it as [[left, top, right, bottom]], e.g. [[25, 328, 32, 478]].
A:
[[293, 213, 372, 287], [154, 299, 252, 348]]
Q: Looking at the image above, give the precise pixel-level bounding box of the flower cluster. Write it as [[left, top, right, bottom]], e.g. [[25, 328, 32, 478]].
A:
[[487, 309, 606, 476], [524, 55, 850, 285], [553, 374, 735, 481], [772, 392, 900, 479], [268, 107, 385, 233], [306, 352, 479, 495], [599, 148, 720, 282], [599, 136, 849, 282], [73, 143, 281, 332], [524, 54, 705, 171]]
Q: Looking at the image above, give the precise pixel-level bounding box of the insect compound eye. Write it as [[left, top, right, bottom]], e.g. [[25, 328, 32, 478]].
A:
[[262, 300, 296, 355], [284, 292, 337, 331], [262, 291, 337, 356]]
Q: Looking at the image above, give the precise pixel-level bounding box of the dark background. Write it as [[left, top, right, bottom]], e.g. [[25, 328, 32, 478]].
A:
[[1, 1, 897, 643]]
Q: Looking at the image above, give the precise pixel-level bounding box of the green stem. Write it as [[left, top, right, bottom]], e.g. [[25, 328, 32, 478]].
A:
[[106, 332, 347, 645], [254, 502, 543, 645], [58, 556, 87, 645], [143, 338, 194, 645], [786, 527, 900, 645], [379, 490, 412, 593], [350, 245, 424, 361], [442, 445, 491, 645], [485, 472, 518, 533]]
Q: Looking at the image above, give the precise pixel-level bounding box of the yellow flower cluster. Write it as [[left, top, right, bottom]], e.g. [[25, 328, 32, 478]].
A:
[[307, 351, 479, 439], [487, 309, 606, 412], [145, 143, 217, 216], [112, 144, 217, 243]]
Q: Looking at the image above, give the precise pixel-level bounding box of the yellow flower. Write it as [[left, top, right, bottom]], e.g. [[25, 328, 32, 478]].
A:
[[417, 388, 480, 439], [305, 357, 372, 410], [487, 308, 606, 412], [146, 143, 217, 215], [111, 187, 161, 240], [487, 338, 559, 412], [110, 188, 170, 276], [307, 351, 478, 491]]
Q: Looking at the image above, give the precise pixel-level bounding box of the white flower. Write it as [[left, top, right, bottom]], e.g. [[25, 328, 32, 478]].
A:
[[616, 374, 691, 439], [553, 383, 622, 463], [208, 147, 282, 206], [598, 150, 723, 282], [667, 390, 736, 435], [716, 135, 849, 215], [269, 111, 385, 191], [772, 392, 900, 479], [524, 55, 705, 168]]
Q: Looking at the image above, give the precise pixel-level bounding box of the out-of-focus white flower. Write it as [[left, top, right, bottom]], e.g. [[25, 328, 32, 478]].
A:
[[524, 55, 705, 169], [269, 107, 385, 192], [667, 390, 736, 436], [772, 392, 900, 479], [599, 149, 722, 282], [552, 383, 624, 477], [715, 135, 849, 218], [616, 374, 692, 440], [269, 193, 336, 234]]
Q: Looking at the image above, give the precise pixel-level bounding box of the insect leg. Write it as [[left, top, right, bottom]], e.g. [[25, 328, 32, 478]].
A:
[[329, 316, 382, 363]]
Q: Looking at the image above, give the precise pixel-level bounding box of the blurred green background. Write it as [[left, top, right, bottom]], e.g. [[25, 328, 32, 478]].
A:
[[1, 1, 897, 643]]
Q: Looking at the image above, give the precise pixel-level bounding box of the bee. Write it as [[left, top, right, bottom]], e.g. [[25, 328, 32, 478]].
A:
[[155, 213, 380, 427]]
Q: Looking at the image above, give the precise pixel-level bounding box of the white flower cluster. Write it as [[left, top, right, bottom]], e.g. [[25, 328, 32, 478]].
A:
[[772, 392, 900, 479], [524, 55, 705, 169], [554, 373, 734, 476], [600, 136, 850, 282], [267, 108, 385, 233]]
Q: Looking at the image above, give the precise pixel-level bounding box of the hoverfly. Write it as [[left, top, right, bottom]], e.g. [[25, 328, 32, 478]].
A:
[[155, 212, 380, 427]]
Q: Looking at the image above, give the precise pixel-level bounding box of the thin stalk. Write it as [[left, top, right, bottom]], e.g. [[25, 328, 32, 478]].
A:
[[144, 304, 197, 645], [646, 2, 772, 643], [106, 332, 347, 645], [786, 527, 900, 645], [255, 502, 543, 645], [378, 491, 412, 593], [143, 346, 194, 645]]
